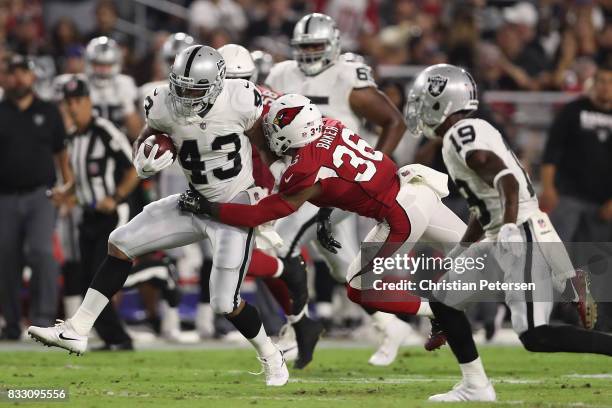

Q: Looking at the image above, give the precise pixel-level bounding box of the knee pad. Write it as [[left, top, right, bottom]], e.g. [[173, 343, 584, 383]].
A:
[[108, 226, 131, 258]]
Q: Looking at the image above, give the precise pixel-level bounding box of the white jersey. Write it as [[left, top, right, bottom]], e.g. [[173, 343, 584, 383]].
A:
[[441, 118, 539, 235], [265, 59, 376, 133], [144, 79, 262, 202], [53, 73, 138, 129], [139, 80, 166, 116]]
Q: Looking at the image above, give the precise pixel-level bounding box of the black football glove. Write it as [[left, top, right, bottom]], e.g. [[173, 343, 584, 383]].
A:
[[178, 189, 213, 215], [316, 207, 342, 254]]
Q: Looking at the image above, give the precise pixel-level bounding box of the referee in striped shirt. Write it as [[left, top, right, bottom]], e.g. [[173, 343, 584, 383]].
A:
[[62, 76, 139, 350]]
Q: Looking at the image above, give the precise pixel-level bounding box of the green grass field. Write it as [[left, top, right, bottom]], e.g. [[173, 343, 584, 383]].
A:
[[1, 346, 611, 407]]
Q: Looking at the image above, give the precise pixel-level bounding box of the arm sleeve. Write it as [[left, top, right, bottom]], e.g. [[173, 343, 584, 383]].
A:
[[542, 103, 572, 165], [51, 105, 68, 153], [218, 194, 296, 227]]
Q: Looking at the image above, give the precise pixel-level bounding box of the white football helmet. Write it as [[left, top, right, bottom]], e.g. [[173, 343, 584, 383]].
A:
[[406, 64, 478, 139], [217, 44, 257, 83], [291, 13, 340, 76], [85, 36, 121, 86], [263, 94, 323, 155]]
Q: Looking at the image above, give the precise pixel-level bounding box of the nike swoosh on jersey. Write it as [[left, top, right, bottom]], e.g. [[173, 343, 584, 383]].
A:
[[284, 174, 293, 183], [59, 332, 79, 341], [154, 88, 159, 96]]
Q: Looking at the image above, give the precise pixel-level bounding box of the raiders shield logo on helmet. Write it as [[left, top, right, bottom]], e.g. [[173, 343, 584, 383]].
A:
[[273, 106, 304, 129], [427, 75, 448, 97]]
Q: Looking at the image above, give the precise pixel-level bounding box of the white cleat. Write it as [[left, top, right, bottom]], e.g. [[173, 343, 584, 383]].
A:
[[27, 320, 88, 356], [428, 381, 496, 402], [368, 313, 414, 366], [257, 349, 289, 387], [275, 323, 298, 362]]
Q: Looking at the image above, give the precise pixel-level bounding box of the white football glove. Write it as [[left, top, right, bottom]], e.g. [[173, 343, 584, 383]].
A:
[[497, 223, 523, 257], [133, 143, 174, 179]]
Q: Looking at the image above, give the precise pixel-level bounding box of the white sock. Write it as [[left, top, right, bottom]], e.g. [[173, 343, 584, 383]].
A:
[[69, 289, 109, 336], [460, 357, 489, 388], [249, 325, 277, 358], [272, 258, 284, 278], [63, 295, 82, 319], [417, 300, 433, 317], [287, 305, 308, 324]]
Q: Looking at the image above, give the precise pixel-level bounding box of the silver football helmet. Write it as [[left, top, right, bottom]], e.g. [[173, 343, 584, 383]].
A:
[[251, 50, 273, 83], [218, 44, 257, 83], [291, 13, 340, 76], [406, 64, 478, 139], [169, 45, 226, 118], [85, 36, 121, 86], [161, 32, 195, 67]]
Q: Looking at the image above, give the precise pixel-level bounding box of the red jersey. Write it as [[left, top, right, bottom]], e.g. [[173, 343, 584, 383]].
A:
[[251, 84, 282, 190], [278, 118, 400, 221]]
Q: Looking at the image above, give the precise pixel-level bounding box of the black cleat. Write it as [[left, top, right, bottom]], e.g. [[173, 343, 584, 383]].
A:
[[292, 316, 324, 369], [91, 340, 134, 352]]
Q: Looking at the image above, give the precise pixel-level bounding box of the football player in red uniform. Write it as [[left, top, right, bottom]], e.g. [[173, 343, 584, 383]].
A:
[[178, 93, 464, 313], [219, 45, 323, 369]]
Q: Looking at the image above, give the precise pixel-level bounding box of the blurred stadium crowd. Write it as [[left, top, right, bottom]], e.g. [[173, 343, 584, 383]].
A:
[[0, 0, 610, 346], [1, 0, 611, 91]]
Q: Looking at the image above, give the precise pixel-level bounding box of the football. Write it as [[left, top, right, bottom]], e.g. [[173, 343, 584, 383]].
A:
[[142, 133, 177, 161]]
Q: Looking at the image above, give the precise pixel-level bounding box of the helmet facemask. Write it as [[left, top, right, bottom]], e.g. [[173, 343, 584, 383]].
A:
[[292, 39, 339, 76], [168, 72, 222, 118]]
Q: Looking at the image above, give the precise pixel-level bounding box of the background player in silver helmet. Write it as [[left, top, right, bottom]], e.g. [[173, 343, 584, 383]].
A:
[[28, 45, 289, 387], [265, 12, 418, 366], [53, 36, 142, 141], [139, 33, 195, 108], [219, 44, 324, 369], [406, 63, 612, 402]]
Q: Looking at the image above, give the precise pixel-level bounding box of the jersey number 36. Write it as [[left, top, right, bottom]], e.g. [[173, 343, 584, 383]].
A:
[[332, 128, 383, 182]]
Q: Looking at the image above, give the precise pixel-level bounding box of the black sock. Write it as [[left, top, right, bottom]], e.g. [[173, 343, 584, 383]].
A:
[[199, 258, 212, 303], [519, 325, 612, 356], [430, 301, 479, 364], [90, 255, 132, 300], [280, 256, 309, 315], [226, 302, 263, 339]]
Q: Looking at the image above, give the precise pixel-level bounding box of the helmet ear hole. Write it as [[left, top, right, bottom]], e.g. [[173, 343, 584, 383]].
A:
[[432, 102, 440, 111]]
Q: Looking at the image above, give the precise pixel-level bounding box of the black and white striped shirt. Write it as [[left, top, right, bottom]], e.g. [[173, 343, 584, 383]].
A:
[[69, 116, 133, 208]]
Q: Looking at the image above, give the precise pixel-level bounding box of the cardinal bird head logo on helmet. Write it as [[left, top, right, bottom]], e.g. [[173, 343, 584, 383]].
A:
[[273, 106, 304, 129]]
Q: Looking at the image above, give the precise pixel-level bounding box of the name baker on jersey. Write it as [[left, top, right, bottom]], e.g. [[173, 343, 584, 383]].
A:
[[315, 125, 338, 150]]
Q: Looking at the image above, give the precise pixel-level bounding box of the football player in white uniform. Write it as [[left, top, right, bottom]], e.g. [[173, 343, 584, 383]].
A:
[[406, 64, 611, 401], [265, 12, 422, 366], [53, 37, 142, 140], [28, 45, 289, 387]]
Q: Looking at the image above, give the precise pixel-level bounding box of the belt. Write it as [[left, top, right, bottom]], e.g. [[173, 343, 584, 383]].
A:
[[0, 185, 45, 195]]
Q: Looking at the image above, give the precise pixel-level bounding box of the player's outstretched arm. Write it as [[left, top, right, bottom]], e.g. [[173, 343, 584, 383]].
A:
[[349, 87, 407, 156], [178, 184, 322, 228]]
